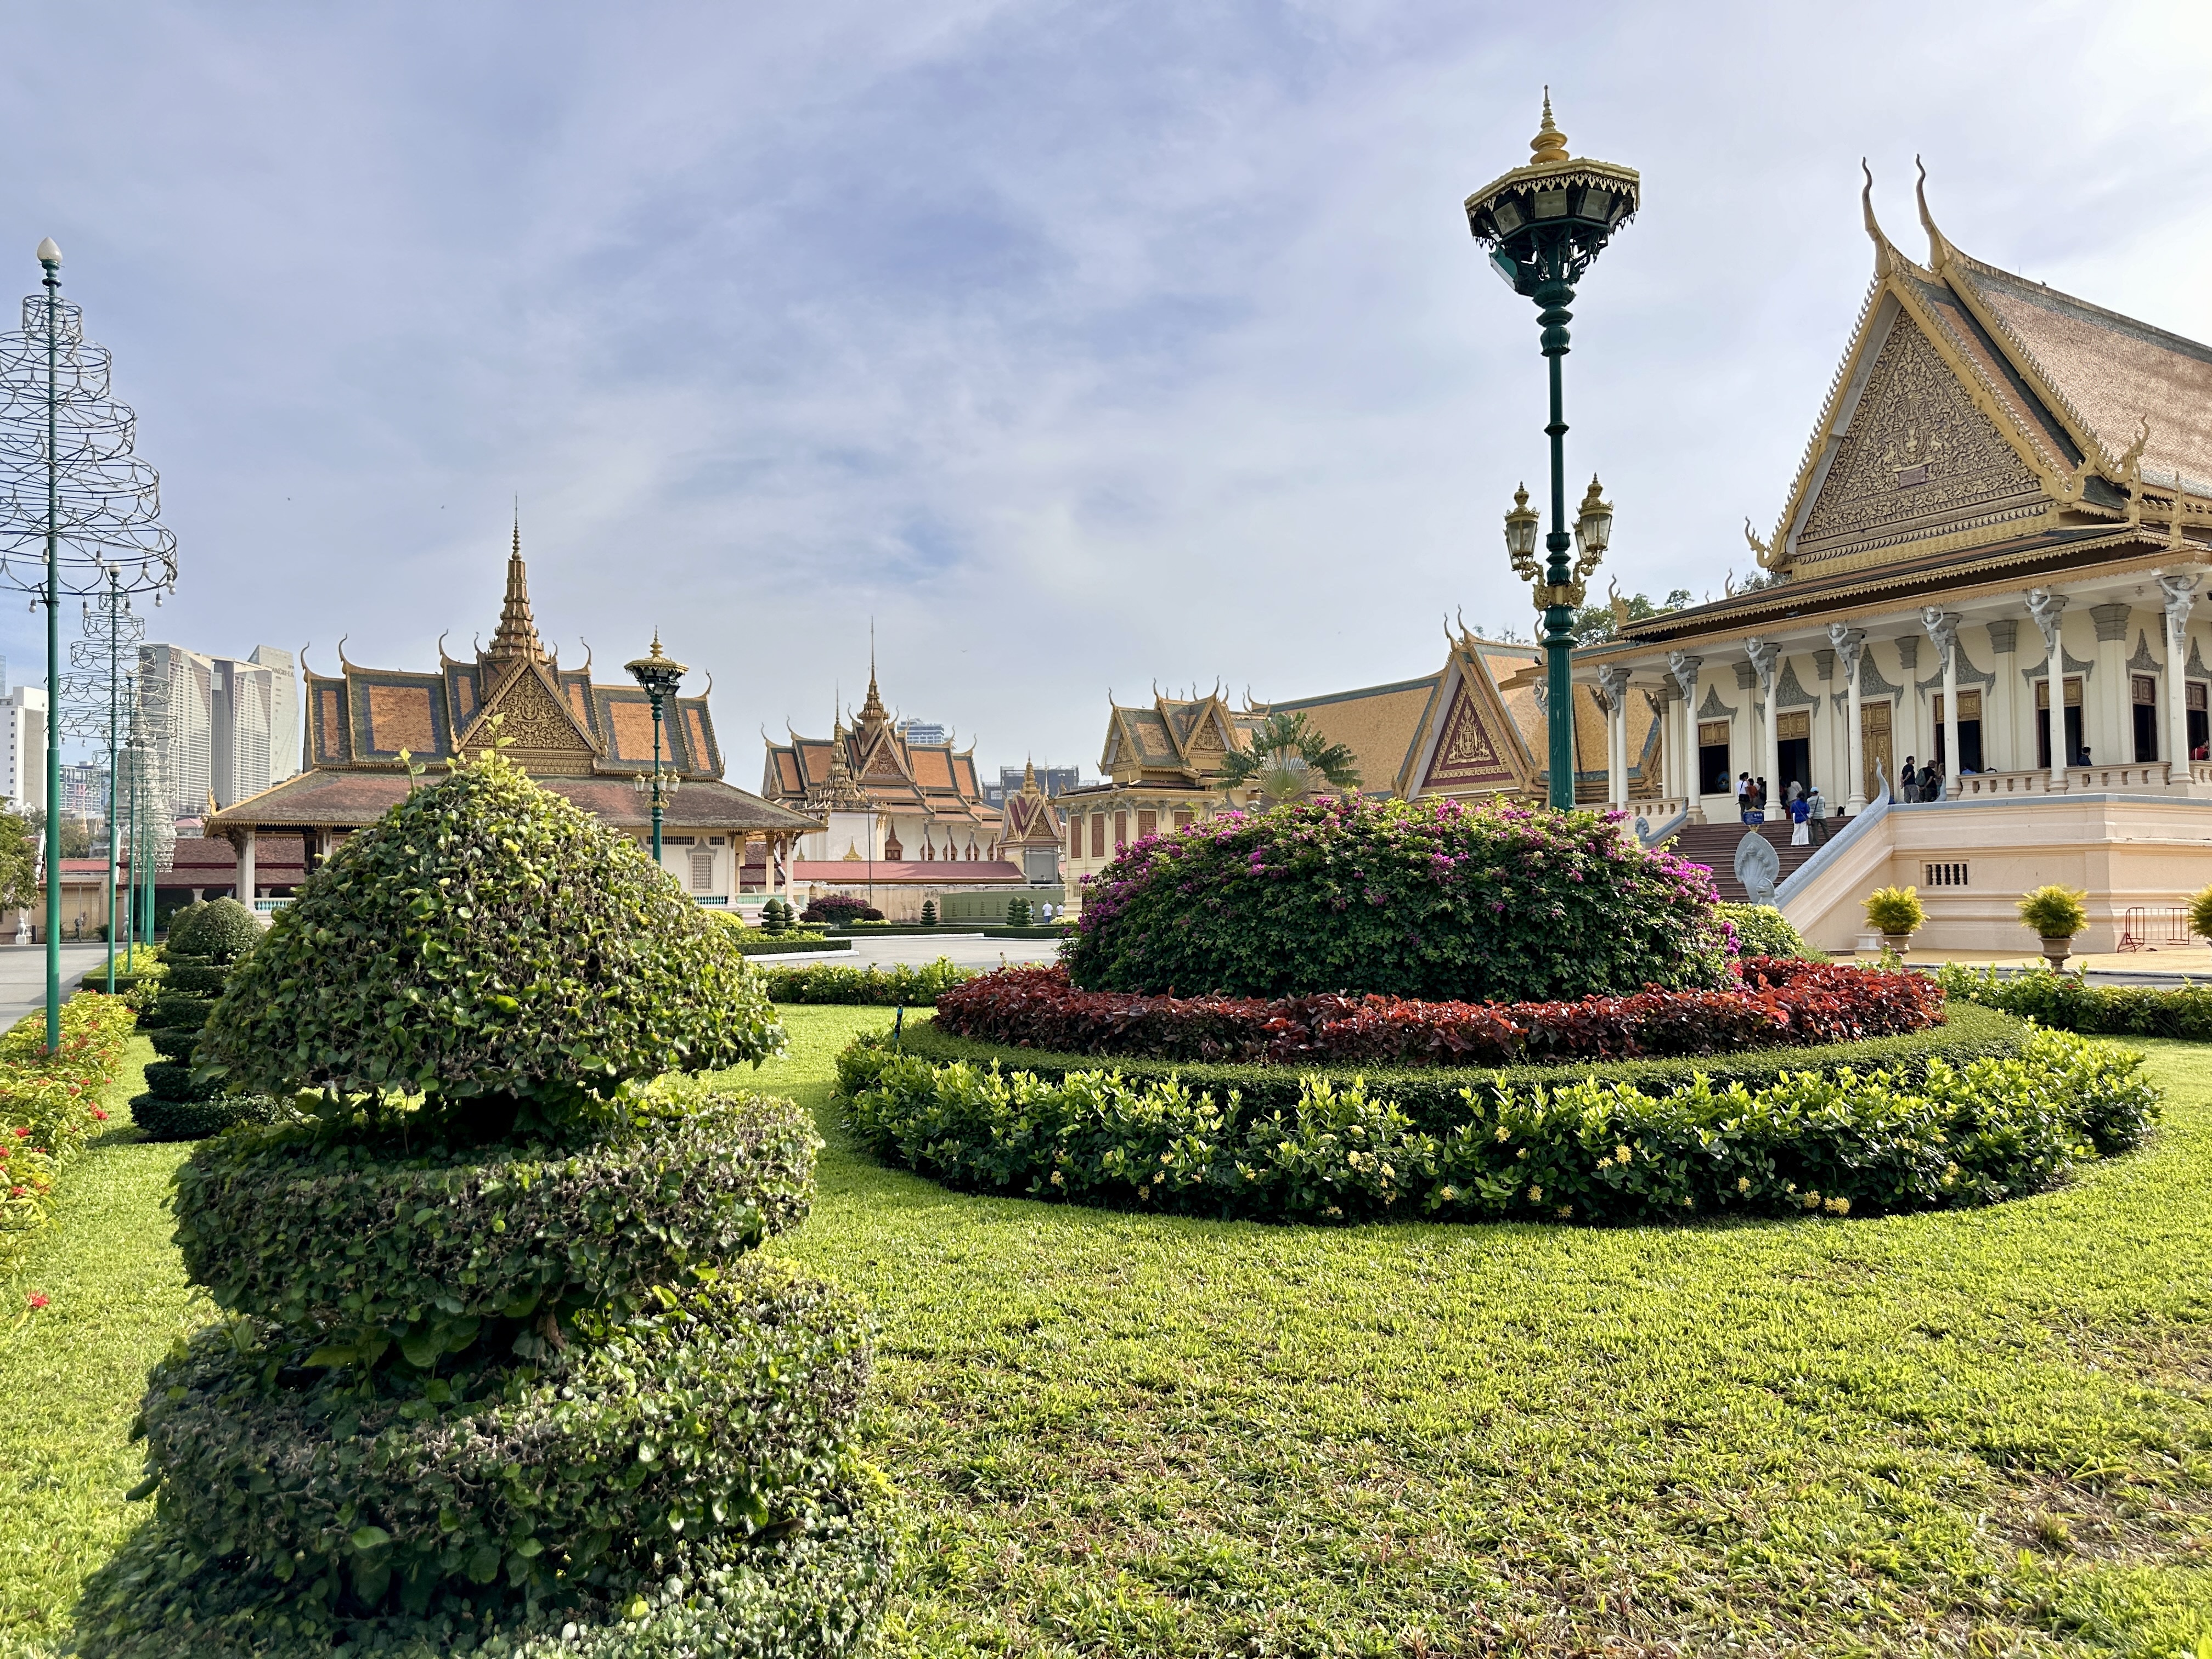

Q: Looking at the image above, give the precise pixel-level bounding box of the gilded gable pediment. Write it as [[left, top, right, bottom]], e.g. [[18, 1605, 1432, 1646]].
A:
[[1793, 308, 2045, 572], [460, 662, 601, 771]]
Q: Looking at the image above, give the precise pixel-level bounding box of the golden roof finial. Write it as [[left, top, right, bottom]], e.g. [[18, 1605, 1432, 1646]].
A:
[[487, 507, 548, 666], [1530, 88, 1568, 166]]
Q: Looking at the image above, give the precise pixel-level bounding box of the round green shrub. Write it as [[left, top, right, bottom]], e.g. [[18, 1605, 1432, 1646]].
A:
[[1068, 794, 1730, 1001], [174, 1090, 819, 1370], [1864, 884, 1926, 936], [129, 1092, 282, 1143], [196, 751, 784, 1137], [167, 896, 261, 964], [137, 1258, 870, 1618], [1715, 902, 1816, 960]]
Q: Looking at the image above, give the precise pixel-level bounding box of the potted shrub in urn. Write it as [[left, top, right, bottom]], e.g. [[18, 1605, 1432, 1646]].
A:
[[2017, 884, 2090, 970], [1863, 884, 1926, 957]]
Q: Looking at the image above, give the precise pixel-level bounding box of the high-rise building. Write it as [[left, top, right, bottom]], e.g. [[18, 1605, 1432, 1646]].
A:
[[897, 719, 947, 746], [983, 763, 1079, 807], [58, 761, 108, 821], [141, 643, 302, 819], [0, 685, 47, 813]]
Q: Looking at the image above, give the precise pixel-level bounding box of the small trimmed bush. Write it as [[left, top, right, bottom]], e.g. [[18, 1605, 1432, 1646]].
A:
[[1068, 794, 1730, 1002], [932, 960, 1939, 1068], [167, 896, 261, 964], [128, 1092, 281, 1143], [839, 1025, 2155, 1225], [161, 962, 229, 999], [1716, 902, 1816, 960], [919, 899, 938, 927], [1864, 884, 1925, 936], [141, 1060, 219, 1104], [140, 995, 215, 1032], [758, 958, 974, 1007], [1005, 896, 1033, 928], [802, 894, 876, 926], [197, 749, 784, 1139], [2017, 884, 2090, 939], [760, 895, 795, 933]]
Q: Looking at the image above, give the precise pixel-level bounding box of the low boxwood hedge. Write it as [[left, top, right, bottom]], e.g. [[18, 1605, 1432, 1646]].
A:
[[141, 1060, 221, 1104], [173, 1089, 819, 1374], [137, 1256, 869, 1616], [161, 962, 230, 999], [735, 934, 854, 956], [146, 1027, 200, 1063], [1938, 960, 2212, 1040], [140, 995, 215, 1032], [128, 1092, 283, 1143], [882, 1001, 2028, 1131], [757, 958, 974, 1007], [837, 1022, 2155, 1226]]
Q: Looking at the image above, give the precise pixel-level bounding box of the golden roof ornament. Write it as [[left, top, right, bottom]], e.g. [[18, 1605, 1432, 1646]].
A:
[[1529, 89, 1568, 165], [486, 514, 550, 666]]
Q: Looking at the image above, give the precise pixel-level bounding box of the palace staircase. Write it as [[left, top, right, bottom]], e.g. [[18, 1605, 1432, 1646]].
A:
[[1666, 818, 1835, 904]]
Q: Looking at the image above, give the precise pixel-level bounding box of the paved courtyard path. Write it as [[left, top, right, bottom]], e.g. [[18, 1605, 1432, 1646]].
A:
[[0, 945, 117, 1031]]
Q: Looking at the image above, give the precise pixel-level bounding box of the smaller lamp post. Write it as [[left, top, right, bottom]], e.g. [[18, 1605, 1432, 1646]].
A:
[[625, 632, 688, 868]]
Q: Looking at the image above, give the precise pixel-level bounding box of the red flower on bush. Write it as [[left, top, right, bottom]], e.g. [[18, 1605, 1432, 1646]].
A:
[[25, 1293, 47, 1310], [933, 959, 1942, 1068], [88, 1109, 107, 1121]]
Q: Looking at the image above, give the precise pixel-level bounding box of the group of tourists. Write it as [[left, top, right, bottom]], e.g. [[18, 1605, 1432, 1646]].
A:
[[1896, 757, 1948, 803], [1735, 773, 1830, 845]]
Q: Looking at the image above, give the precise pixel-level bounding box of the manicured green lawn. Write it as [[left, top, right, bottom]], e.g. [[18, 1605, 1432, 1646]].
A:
[[3, 1014, 2209, 1655]]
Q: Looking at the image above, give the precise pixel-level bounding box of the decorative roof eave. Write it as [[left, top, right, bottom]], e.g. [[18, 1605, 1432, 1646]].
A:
[[1598, 528, 2211, 657]]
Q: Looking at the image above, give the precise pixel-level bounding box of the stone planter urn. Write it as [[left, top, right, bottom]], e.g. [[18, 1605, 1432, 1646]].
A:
[[2040, 935, 2075, 970], [1882, 933, 1912, 957]]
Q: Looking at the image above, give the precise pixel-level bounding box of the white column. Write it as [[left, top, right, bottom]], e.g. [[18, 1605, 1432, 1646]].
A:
[[1923, 608, 1959, 797], [1596, 665, 1632, 809], [236, 825, 257, 916], [2161, 572, 2199, 786], [1668, 652, 1703, 821], [2029, 588, 2069, 791], [1746, 639, 1781, 809], [1829, 624, 1865, 815]]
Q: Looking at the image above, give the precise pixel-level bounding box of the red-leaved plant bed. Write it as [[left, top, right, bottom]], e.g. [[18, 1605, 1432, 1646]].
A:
[[929, 959, 1944, 1068]]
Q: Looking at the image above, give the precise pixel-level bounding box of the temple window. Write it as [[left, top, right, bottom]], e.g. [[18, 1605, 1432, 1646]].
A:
[[1090, 813, 1105, 858], [2035, 678, 2086, 769], [1932, 691, 1984, 773], [689, 848, 715, 893], [2190, 682, 2208, 760], [1137, 810, 1158, 840], [1113, 810, 1128, 851], [1172, 810, 1194, 831]]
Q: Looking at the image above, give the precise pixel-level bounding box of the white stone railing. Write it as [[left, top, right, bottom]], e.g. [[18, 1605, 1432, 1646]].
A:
[[1944, 765, 2174, 798]]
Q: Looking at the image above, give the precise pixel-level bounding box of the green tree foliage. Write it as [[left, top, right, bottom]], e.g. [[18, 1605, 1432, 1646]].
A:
[[1068, 794, 1730, 1002], [1218, 711, 1362, 803], [0, 807, 40, 913], [1715, 902, 1816, 960], [1571, 588, 1691, 646], [1005, 896, 1033, 928], [197, 748, 784, 1141]]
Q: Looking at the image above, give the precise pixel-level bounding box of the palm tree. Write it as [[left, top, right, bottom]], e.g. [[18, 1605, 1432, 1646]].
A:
[[1219, 712, 1362, 806]]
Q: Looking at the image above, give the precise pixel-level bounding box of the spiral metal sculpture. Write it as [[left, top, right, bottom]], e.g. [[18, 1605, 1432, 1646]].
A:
[[0, 282, 176, 604]]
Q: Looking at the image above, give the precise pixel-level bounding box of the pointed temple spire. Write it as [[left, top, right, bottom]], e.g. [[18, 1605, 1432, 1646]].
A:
[[1022, 755, 1040, 795], [486, 511, 549, 668], [1530, 88, 1568, 166], [856, 636, 889, 733]]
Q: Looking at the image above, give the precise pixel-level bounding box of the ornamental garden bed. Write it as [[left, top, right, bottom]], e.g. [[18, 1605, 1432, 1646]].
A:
[[932, 958, 1941, 1069], [837, 1013, 2152, 1226]]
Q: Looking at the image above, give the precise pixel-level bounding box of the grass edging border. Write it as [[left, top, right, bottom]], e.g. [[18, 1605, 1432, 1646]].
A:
[[889, 1002, 2029, 1128]]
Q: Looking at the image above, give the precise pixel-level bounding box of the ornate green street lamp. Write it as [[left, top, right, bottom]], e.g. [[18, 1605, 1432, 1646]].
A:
[[1466, 94, 1638, 809], [625, 632, 687, 867]]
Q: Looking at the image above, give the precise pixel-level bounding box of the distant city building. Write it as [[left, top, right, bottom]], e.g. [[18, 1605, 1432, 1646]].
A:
[[0, 685, 46, 813], [141, 642, 301, 819], [896, 719, 947, 746], [59, 761, 108, 820], [981, 763, 1079, 808]]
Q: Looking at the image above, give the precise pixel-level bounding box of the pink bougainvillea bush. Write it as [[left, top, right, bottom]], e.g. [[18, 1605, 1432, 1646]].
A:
[[1066, 795, 1731, 1003], [933, 958, 1944, 1068]]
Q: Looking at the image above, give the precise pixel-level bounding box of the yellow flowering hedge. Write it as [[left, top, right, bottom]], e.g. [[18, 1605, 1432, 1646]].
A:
[[838, 1025, 2157, 1225], [0, 992, 138, 1273]]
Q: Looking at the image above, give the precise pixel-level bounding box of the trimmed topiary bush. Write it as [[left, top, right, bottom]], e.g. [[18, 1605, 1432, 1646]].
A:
[[80, 750, 887, 1657], [2017, 884, 2090, 940], [918, 899, 937, 927], [1066, 794, 1730, 1002], [197, 749, 784, 1141], [1005, 896, 1032, 929], [1864, 884, 1926, 938], [758, 958, 974, 1007], [167, 896, 262, 964]]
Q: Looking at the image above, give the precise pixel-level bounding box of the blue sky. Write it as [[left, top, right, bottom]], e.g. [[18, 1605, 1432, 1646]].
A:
[[4, 0, 2210, 783]]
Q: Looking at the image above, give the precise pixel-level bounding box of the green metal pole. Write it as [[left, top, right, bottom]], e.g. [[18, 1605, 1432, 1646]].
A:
[[104, 579, 117, 991], [1533, 258, 1578, 812], [650, 693, 665, 866], [40, 251, 61, 1047]]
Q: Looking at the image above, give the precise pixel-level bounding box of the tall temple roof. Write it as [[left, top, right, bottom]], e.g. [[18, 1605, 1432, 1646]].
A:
[[761, 657, 989, 825], [208, 531, 817, 838]]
